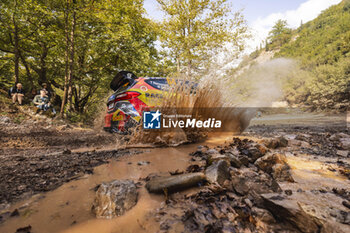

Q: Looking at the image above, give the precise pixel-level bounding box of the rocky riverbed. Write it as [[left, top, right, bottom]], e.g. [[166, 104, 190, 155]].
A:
[[0, 112, 349, 233], [149, 135, 350, 233]]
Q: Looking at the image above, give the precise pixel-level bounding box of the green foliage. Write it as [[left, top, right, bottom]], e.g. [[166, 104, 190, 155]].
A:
[[272, 0, 350, 110], [0, 0, 162, 121], [157, 0, 248, 78], [276, 1, 350, 67], [267, 19, 292, 50]]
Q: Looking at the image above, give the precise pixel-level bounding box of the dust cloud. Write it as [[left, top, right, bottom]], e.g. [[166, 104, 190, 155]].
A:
[[228, 58, 298, 107]]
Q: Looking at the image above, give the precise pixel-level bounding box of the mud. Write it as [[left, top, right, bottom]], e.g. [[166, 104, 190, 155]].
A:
[[0, 145, 207, 233], [0, 115, 127, 207], [0, 112, 349, 233]]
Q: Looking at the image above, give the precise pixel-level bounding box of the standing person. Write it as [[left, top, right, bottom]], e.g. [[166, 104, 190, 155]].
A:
[[10, 83, 25, 105]]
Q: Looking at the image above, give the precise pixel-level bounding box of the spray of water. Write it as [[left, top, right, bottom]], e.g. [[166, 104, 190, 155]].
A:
[[96, 56, 297, 147], [129, 75, 254, 146]]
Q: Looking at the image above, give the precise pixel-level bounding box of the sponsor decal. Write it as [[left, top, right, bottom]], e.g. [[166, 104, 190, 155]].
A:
[[140, 86, 148, 92]]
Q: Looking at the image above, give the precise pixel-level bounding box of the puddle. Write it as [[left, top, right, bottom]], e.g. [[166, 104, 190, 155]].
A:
[[0, 135, 232, 233], [286, 155, 349, 188]]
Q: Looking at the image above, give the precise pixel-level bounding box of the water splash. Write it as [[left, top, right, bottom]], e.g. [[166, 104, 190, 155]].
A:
[[130, 75, 254, 146]]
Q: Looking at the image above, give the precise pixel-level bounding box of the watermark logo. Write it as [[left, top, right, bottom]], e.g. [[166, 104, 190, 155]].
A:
[[143, 110, 223, 130], [143, 110, 161, 129]]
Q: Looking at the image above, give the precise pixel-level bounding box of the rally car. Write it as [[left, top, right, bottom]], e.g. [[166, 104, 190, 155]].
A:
[[104, 71, 196, 133]]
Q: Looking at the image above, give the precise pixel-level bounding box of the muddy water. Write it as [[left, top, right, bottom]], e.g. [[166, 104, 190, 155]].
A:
[[0, 134, 233, 233], [280, 154, 350, 228], [0, 113, 348, 233]]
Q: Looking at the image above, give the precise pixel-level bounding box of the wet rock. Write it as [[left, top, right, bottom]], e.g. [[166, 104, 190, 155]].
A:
[[15, 225, 32, 233], [207, 153, 230, 165], [272, 163, 294, 182], [321, 220, 350, 233], [330, 209, 350, 225], [252, 207, 276, 223], [254, 153, 293, 182], [263, 136, 288, 149], [190, 145, 209, 159], [254, 153, 285, 174], [92, 180, 138, 218], [225, 153, 242, 168], [231, 168, 281, 196], [146, 172, 206, 193], [295, 133, 312, 141], [0, 211, 10, 224], [207, 148, 219, 154], [137, 161, 150, 166], [330, 133, 350, 141], [63, 148, 71, 154], [205, 160, 230, 185], [284, 189, 293, 196], [261, 193, 319, 233], [244, 198, 253, 208], [238, 155, 249, 166], [337, 150, 349, 157], [340, 138, 350, 150], [10, 208, 19, 217], [343, 200, 350, 210], [246, 145, 265, 162]]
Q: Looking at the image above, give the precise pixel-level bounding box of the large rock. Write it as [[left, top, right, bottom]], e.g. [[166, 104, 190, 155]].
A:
[[330, 133, 350, 141], [272, 163, 294, 182], [92, 180, 138, 219], [231, 168, 281, 196], [254, 153, 294, 182], [251, 207, 276, 223], [226, 153, 242, 168], [261, 193, 320, 233], [263, 136, 288, 149], [207, 153, 230, 165], [340, 138, 350, 150], [247, 145, 265, 162], [146, 172, 206, 193], [254, 153, 285, 174], [205, 160, 230, 185], [288, 139, 311, 148]]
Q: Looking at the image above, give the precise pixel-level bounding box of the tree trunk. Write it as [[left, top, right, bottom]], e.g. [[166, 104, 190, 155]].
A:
[[18, 51, 33, 87], [13, 0, 19, 84], [176, 56, 180, 73], [67, 1, 76, 111], [38, 43, 48, 85], [60, 0, 70, 117]]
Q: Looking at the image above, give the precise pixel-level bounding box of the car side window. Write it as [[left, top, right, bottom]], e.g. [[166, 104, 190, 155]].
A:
[[145, 78, 170, 90]]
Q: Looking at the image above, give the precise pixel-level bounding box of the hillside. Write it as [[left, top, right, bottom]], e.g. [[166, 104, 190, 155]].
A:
[[234, 0, 350, 111]]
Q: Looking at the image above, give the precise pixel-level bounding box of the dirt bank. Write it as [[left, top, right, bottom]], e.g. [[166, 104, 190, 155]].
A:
[[0, 111, 128, 207]]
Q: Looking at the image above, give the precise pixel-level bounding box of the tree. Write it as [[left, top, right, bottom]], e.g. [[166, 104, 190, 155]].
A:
[[268, 19, 292, 47], [157, 0, 248, 78], [60, 0, 76, 117], [0, 0, 160, 121], [0, 0, 31, 84]]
